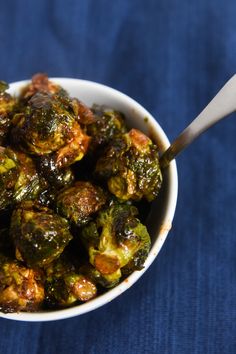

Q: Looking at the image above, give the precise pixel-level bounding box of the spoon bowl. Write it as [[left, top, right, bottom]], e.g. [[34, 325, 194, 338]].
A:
[[0, 78, 178, 322]]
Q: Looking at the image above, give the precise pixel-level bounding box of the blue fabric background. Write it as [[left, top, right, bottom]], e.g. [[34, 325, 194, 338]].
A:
[[1, 0, 236, 353]]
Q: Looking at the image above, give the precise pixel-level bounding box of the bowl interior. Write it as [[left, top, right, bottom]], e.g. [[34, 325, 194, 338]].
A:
[[0, 78, 178, 322]]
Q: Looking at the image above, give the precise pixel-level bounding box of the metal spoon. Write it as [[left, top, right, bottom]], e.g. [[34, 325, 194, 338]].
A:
[[160, 74, 236, 169]]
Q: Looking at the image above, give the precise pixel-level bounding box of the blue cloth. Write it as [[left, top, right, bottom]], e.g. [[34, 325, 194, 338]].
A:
[[1, 0, 236, 353]]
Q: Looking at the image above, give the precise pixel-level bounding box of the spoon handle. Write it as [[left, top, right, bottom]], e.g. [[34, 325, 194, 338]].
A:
[[160, 74, 236, 169]]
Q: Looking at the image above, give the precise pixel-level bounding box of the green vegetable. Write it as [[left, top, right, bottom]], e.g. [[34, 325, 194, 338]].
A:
[[95, 128, 162, 201], [0, 253, 44, 313], [87, 105, 127, 152], [19, 73, 66, 101], [80, 203, 151, 285], [11, 92, 90, 168], [45, 255, 97, 307], [37, 154, 75, 189], [10, 201, 73, 267], [56, 181, 107, 227]]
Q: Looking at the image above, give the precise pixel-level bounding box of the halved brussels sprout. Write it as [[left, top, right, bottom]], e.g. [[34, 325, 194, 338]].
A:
[[45, 255, 97, 307], [12, 92, 90, 165], [56, 181, 107, 227], [95, 128, 162, 201], [87, 105, 127, 152], [10, 201, 73, 267], [36, 154, 75, 190], [0, 254, 44, 313], [80, 203, 151, 285]]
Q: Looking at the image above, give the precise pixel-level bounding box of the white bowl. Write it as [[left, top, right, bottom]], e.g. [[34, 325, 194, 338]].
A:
[[0, 78, 178, 322]]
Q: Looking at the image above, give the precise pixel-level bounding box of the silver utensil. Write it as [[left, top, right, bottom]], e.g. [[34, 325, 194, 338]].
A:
[[160, 74, 236, 168]]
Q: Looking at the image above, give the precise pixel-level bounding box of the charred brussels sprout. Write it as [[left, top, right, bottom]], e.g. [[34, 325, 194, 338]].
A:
[[80, 203, 151, 285], [19, 73, 95, 125], [0, 147, 44, 210], [10, 201, 73, 267], [37, 154, 74, 190], [56, 181, 107, 227], [45, 273, 97, 307], [0, 81, 15, 145], [45, 255, 97, 307], [11, 92, 90, 168], [87, 105, 127, 152], [19, 73, 66, 101], [95, 128, 162, 201], [0, 254, 44, 313]]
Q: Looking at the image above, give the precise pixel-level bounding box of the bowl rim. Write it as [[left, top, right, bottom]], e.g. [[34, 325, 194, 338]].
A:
[[0, 78, 178, 322]]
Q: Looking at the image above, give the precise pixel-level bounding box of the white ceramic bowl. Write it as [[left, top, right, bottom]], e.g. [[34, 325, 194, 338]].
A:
[[0, 78, 178, 322]]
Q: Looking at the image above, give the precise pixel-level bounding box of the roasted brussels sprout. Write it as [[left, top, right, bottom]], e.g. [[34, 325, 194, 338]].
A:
[[45, 273, 97, 307], [45, 255, 97, 307], [0, 146, 44, 210], [95, 128, 163, 201], [87, 105, 127, 152], [0, 254, 44, 313], [10, 201, 73, 267], [11, 92, 90, 168], [0, 81, 15, 145], [19, 73, 66, 101], [37, 154, 74, 190], [80, 203, 151, 285], [56, 181, 107, 227], [19, 73, 95, 125]]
